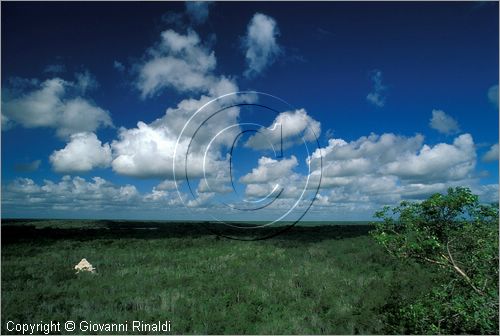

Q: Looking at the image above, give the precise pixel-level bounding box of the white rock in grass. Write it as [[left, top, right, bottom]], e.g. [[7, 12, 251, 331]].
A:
[[74, 258, 96, 274]]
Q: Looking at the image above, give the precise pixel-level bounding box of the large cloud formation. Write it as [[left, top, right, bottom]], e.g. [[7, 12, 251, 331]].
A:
[[114, 27, 254, 182], [2, 6, 497, 220], [236, 126, 494, 217], [1, 176, 184, 217], [1, 74, 112, 138], [232, 106, 490, 212], [309, 133, 476, 184], [111, 88, 244, 179], [136, 29, 226, 98], [303, 132, 497, 213]]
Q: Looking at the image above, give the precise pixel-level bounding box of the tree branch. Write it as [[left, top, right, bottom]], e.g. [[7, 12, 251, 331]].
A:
[[416, 254, 448, 267], [446, 240, 485, 296]]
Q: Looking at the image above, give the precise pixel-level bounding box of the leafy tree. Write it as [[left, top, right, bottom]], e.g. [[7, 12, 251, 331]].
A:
[[371, 187, 499, 334]]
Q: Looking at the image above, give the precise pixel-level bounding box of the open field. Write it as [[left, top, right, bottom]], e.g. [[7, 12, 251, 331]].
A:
[[1, 219, 436, 334]]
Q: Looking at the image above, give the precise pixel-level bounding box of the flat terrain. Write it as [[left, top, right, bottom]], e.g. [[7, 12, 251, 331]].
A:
[[1, 220, 435, 334]]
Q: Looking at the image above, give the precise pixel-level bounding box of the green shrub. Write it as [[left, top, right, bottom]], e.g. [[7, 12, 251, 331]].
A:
[[371, 187, 499, 334]]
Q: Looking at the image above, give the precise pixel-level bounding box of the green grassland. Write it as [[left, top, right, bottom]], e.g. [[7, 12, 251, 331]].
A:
[[1, 220, 436, 334]]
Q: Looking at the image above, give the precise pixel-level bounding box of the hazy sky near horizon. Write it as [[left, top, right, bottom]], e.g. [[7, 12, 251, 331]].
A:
[[1, 1, 498, 221]]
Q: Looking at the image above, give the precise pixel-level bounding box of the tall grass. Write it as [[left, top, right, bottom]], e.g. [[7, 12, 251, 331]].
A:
[[1, 220, 435, 334]]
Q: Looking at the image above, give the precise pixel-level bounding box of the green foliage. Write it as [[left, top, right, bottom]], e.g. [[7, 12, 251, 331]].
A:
[[371, 187, 499, 334], [2, 221, 435, 334]]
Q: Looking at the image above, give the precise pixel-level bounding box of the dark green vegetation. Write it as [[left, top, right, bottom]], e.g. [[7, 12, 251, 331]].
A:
[[3, 190, 498, 336], [372, 187, 499, 334], [2, 220, 436, 334]]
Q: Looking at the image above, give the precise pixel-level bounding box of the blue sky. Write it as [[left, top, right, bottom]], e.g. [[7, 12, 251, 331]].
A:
[[1, 1, 498, 221]]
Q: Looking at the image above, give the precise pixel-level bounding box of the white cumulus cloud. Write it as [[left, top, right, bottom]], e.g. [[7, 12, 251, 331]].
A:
[[245, 108, 321, 151], [110, 87, 247, 179], [383, 134, 476, 182], [306, 132, 482, 209], [136, 29, 220, 98], [239, 155, 308, 200], [429, 109, 460, 135], [3, 176, 139, 213], [240, 156, 298, 184], [2, 76, 112, 138], [242, 13, 281, 78], [50, 132, 112, 173], [115, 26, 256, 180]]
